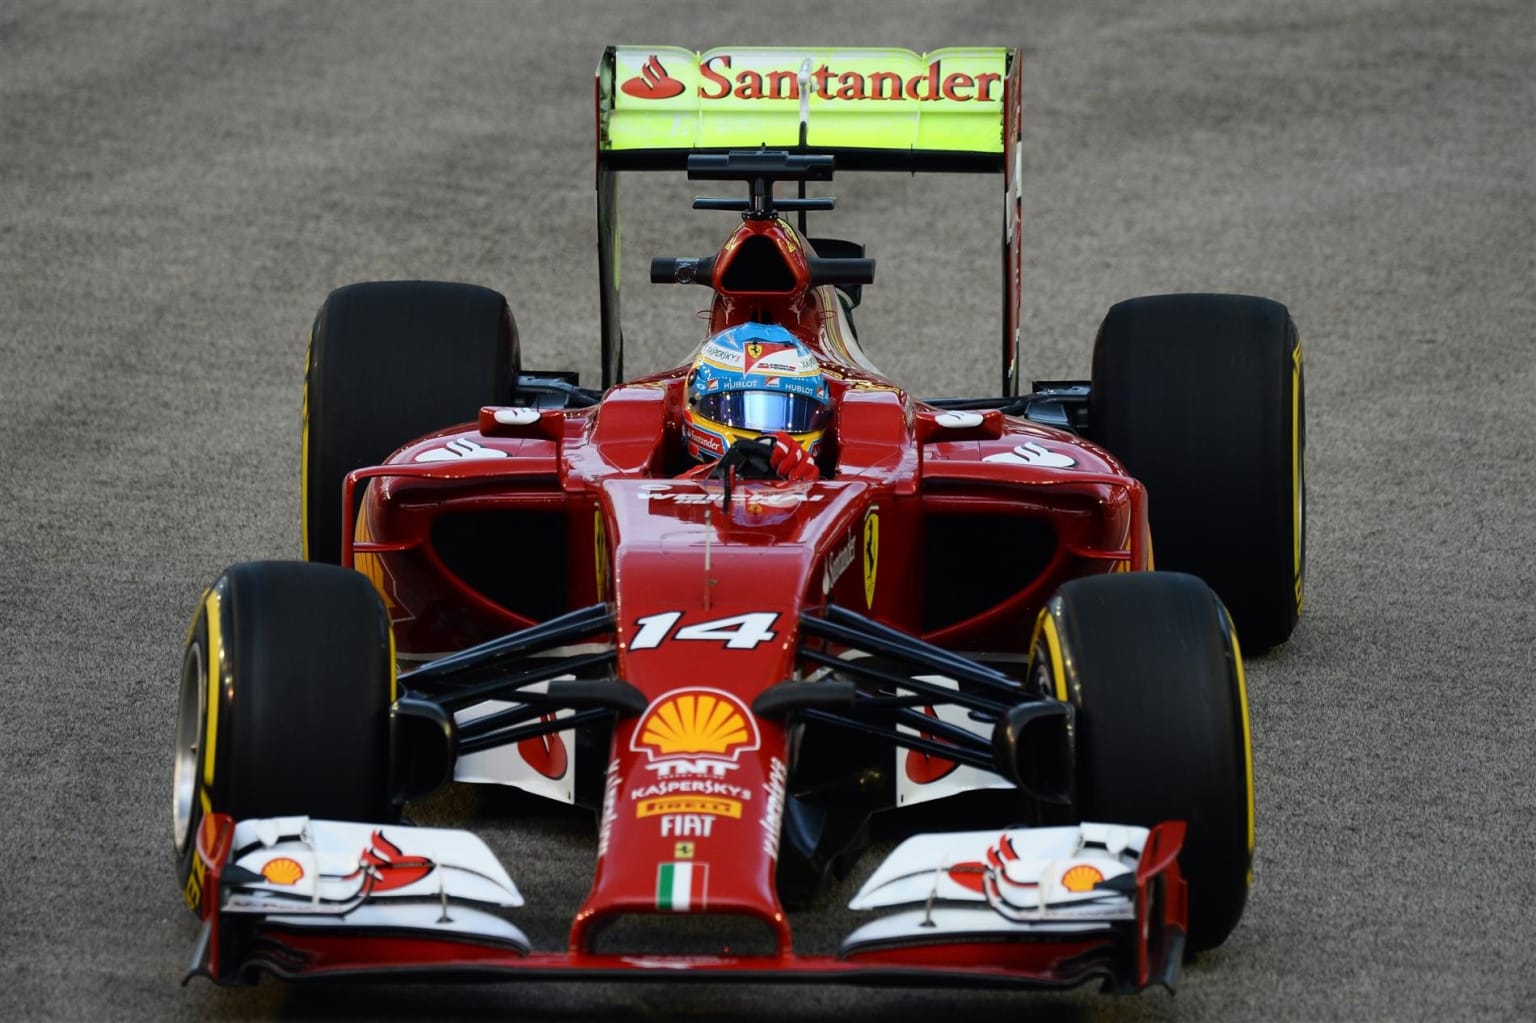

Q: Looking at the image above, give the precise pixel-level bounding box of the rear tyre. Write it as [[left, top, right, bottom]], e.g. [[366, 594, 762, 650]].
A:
[[303, 281, 520, 564], [1028, 572, 1253, 953], [1090, 293, 1304, 652], [173, 561, 395, 912]]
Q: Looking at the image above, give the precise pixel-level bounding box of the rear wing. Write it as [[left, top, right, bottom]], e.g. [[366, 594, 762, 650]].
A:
[[594, 46, 1025, 393]]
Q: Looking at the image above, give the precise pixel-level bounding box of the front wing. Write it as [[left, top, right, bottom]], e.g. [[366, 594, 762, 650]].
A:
[[185, 813, 1187, 993]]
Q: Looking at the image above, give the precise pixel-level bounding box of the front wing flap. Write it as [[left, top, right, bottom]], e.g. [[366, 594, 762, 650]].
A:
[[841, 822, 1188, 991], [187, 814, 1184, 992]]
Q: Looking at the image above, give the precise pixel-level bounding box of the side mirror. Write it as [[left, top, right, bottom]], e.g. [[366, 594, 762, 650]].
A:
[[991, 700, 1075, 806]]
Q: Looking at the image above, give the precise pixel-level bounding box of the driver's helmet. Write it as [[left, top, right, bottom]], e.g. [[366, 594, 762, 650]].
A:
[[682, 322, 830, 463]]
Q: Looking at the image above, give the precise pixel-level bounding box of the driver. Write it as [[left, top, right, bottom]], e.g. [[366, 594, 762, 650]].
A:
[[681, 322, 829, 482]]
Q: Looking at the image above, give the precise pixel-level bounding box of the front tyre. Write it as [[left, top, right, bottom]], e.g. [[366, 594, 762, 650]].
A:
[[173, 561, 396, 912], [1029, 571, 1253, 953]]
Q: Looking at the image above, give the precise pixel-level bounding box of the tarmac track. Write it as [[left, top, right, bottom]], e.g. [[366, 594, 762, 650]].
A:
[[1, 1, 1532, 1020]]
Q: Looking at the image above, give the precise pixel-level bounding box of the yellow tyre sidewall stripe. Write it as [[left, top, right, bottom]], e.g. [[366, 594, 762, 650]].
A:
[[201, 588, 223, 789], [1230, 622, 1256, 884], [1028, 605, 1069, 703]]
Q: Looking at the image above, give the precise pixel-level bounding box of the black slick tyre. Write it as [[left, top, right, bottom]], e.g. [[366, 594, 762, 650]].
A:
[[173, 561, 395, 913], [1090, 293, 1304, 652], [1028, 571, 1253, 953], [303, 281, 520, 564]]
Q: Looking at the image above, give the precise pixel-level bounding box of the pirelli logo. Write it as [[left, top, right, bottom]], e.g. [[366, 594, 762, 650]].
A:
[[635, 796, 743, 819]]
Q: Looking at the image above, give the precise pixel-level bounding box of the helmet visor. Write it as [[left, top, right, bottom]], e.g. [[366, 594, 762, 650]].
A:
[[693, 390, 828, 434]]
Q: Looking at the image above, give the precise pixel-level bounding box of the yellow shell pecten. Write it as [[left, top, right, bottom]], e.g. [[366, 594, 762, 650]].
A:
[[1060, 864, 1104, 893], [261, 857, 305, 885], [641, 693, 750, 755]]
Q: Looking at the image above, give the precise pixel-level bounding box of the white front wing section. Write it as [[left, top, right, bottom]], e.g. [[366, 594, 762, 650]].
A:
[[895, 674, 1012, 807], [454, 677, 577, 804], [843, 824, 1148, 953], [219, 817, 528, 950]]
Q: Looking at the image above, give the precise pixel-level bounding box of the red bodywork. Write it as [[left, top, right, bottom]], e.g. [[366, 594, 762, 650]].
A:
[[191, 172, 1181, 992]]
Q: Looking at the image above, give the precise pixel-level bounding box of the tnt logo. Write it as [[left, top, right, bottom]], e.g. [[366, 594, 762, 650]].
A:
[[651, 759, 733, 780]]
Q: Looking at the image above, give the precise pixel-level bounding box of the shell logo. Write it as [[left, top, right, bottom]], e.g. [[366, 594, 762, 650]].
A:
[[1060, 864, 1104, 893], [631, 688, 760, 762], [261, 857, 304, 885]]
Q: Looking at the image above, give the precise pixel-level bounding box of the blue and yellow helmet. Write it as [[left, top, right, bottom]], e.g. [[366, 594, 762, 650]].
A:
[[683, 323, 830, 462]]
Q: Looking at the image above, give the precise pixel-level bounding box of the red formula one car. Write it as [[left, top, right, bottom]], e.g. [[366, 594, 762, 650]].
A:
[[172, 45, 1304, 994]]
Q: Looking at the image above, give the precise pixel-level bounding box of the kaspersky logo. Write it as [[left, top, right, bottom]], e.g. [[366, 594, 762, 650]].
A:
[[617, 48, 1003, 104], [631, 688, 761, 777]]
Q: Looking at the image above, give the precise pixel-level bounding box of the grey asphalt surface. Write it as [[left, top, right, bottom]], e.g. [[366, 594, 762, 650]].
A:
[[3, 1, 1533, 1020]]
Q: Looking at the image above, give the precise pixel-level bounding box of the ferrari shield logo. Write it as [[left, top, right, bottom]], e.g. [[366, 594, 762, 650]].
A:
[[746, 340, 763, 359], [862, 510, 879, 607], [594, 509, 609, 599]]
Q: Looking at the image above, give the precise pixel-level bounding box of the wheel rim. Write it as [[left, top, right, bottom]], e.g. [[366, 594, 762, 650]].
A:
[[1029, 647, 1054, 699], [173, 640, 205, 852]]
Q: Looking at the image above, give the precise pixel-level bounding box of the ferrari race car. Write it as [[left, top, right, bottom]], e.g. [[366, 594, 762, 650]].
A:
[[173, 45, 1304, 994]]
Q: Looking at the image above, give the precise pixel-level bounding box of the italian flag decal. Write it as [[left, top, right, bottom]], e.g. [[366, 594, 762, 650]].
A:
[[656, 861, 708, 911]]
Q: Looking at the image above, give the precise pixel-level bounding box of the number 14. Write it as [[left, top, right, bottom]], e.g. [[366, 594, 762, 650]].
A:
[[628, 611, 780, 650]]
